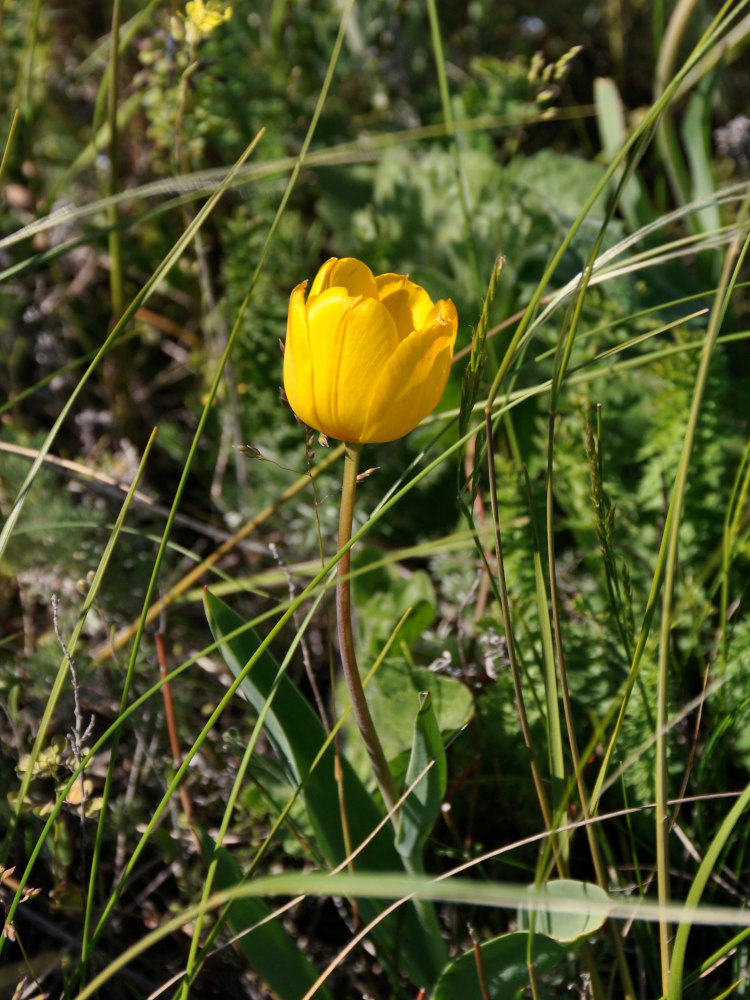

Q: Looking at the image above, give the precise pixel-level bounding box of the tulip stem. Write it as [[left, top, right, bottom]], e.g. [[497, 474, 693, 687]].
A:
[[337, 442, 399, 817]]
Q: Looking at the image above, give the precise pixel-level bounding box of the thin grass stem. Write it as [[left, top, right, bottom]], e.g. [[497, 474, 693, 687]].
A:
[[106, 0, 123, 321], [657, 184, 750, 995]]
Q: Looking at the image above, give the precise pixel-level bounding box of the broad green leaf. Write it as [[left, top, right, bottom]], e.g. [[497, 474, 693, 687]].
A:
[[517, 880, 611, 943], [506, 148, 609, 223], [204, 590, 445, 986], [432, 930, 566, 999], [397, 691, 447, 860], [342, 557, 473, 768], [343, 659, 473, 766], [356, 564, 437, 655], [199, 829, 334, 1000]]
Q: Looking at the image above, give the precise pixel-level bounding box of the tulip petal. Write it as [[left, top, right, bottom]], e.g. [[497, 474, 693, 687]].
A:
[[326, 257, 379, 300], [361, 302, 458, 443], [305, 288, 355, 435], [423, 297, 458, 331], [283, 282, 319, 429], [308, 257, 339, 299], [375, 273, 434, 342], [306, 289, 399, 441]]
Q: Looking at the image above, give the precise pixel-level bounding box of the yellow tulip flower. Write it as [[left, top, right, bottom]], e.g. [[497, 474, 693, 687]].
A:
[[283, 257, 458, 444]]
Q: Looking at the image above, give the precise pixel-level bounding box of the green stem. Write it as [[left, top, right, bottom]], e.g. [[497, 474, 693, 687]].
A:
[[107, 0, 124, 320], [337, 442, 398, 815]]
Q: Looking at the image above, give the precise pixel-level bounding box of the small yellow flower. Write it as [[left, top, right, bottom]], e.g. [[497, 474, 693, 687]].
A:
[[284, 257, 458, 444], [184, 0, 233, 39]]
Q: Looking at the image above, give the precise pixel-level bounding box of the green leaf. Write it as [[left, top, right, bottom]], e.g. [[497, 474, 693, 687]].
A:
[[681, 68, 723, 237], [432, 930, 566, 999], [203, 589, 444, 987], [517, 880, 611, 943], [506, 148, 609, 222], [594, 76, 653, 231], [396, 691, 447, 859], [357, 566, 437, 655], [344, 560, 473, 765], [348, 659, 474, 764], [199, 828, 333, 1000]]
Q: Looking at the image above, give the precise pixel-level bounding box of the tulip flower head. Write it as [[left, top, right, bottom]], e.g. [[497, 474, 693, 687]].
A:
[[283, 257, 458, 444]]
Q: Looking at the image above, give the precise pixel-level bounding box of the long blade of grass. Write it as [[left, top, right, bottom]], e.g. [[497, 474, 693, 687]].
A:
[[105, 0, 124, 320], [653, 188, 750, 990], [0, 107, 19, 185], [68, 866, 750, 1000], [0, 104, 595, 258]]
